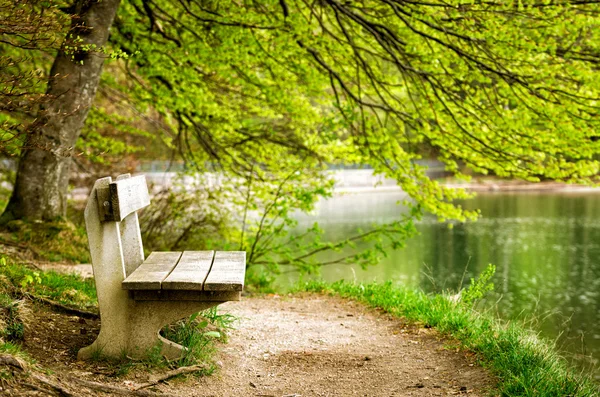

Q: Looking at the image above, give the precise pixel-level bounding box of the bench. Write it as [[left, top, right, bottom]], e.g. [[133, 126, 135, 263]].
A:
[[77, 174, 246, 360]]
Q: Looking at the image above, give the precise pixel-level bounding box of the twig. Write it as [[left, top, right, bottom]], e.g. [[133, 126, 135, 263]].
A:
[[68, 377, 163, 396], [133, 364, 207, 390]]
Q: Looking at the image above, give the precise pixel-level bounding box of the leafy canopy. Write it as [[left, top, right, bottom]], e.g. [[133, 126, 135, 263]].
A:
[[0, 0, 68, 155], [107, 0, 600, 224]]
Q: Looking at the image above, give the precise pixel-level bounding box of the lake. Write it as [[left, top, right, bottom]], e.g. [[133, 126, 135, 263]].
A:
[[287, 189, 600, 377]]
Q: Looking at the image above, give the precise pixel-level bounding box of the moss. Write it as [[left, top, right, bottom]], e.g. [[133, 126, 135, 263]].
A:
[[2, 219, 89, 263]]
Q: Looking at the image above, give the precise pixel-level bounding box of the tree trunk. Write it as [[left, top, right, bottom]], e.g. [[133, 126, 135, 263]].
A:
[[0, 0, 121, 223]]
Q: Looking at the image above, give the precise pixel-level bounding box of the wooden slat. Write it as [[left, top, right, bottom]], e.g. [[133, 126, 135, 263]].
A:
[[122, 252, 182, 290], [203, 251, 246, 291], [162, 251, 214, 291], [109, 175, 151, 222], [132, 290, 240, 302]]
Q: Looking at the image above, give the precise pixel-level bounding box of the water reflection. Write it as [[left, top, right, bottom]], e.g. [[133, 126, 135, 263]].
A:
[[290, 190, 600, 376]]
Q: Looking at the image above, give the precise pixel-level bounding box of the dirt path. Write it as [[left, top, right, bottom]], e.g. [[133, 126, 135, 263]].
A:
[[174, 294, 493, 396], [10, 294, 493, 397]]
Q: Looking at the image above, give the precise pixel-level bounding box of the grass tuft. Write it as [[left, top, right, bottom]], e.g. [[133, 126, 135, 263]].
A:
[[96, 307, 237, 377], [0, 294, 25, 342], [162, 306, 237, 369], [295, 279, 600, 397]]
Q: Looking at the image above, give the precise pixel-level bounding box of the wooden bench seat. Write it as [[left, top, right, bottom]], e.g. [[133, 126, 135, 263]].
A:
[[77, 174, 246, 361], [123, 250, 245, 300]]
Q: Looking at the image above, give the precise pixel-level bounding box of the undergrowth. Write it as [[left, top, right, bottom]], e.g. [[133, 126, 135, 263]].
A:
[[295, 268, 600, 397]]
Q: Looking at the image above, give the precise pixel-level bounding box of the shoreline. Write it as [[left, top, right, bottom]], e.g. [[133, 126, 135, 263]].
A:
[[334, 180, 600, 195]]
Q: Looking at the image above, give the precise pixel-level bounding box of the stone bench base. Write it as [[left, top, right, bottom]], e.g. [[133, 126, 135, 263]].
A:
[[79, 175, 246, 360]]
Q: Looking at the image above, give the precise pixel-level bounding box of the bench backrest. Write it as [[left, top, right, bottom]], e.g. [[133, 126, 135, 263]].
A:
[[85, 174, 151, 280]]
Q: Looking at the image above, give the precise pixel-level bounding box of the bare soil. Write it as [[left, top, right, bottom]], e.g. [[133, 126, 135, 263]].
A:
[[2, 293, 494, 397]]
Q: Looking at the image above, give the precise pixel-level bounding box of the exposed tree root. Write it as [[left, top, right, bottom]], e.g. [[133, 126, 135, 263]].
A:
[[1, 352, 172, 396], [2, 282, 99, 319], [29, 373, 76, 397], [68, 377, 163, 396], [22, 292, 99, 319], [1, 353, 75, 396], [0, 239, 41, 260], [0, 353, 27, 370], [22, 381, 56, 395]]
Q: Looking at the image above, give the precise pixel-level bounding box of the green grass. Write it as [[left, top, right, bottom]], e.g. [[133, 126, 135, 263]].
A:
[[295, 279, 600, 397], [0, 256, 89, 378], [3, 248, 595, 394], [0, 256, 97, 310], [161, 306, 236, 368], [0, 292, 24, 342], [0, 341, 27, 356], [0, 342, 32, 380], [89, 307, 236, 377], [0, 285, 36, 381]]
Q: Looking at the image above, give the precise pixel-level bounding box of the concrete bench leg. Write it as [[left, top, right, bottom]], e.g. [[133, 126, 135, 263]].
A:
[[78, 299, 221, 360]]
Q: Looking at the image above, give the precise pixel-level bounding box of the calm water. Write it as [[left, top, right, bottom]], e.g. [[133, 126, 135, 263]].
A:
[[287, 190, 600, 376]]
